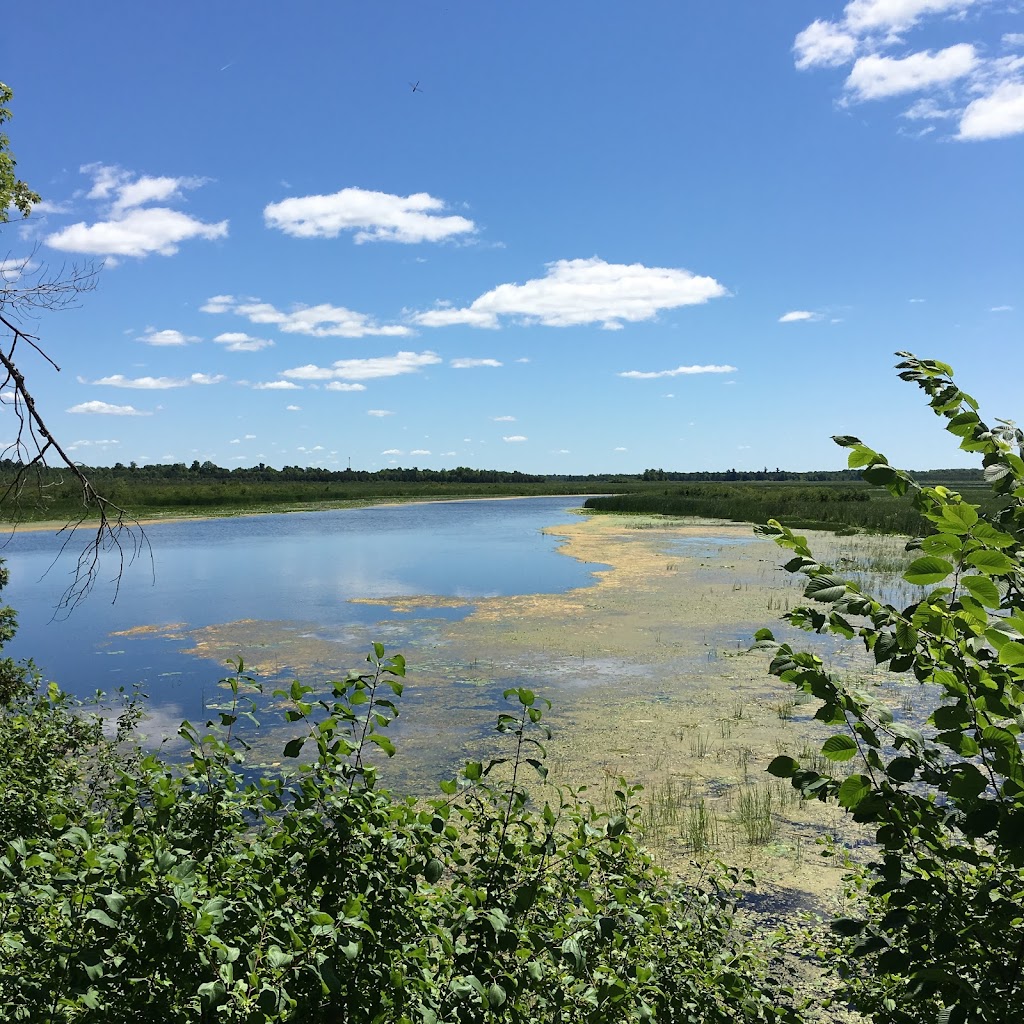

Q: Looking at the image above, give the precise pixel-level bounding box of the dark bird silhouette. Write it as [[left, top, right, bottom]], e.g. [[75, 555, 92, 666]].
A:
[[409, 81, 423, 93]]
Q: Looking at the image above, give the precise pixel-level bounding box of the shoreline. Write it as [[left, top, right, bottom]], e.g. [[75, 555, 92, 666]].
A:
[[0, 493, 598, 534]]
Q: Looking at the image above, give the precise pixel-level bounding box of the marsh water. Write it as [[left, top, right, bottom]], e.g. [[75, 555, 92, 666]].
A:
[[1, 498, 602, 728]]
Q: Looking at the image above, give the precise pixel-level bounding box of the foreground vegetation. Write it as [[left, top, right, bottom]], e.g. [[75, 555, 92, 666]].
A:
[[2, 353, 1024, 1022]]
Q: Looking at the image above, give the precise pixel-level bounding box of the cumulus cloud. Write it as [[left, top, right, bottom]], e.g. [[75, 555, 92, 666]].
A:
[[202, 294, 409, 339], [382, 449, 402, 455], [779, 310, 822, 323], [253, 381, 301, 390], [87, 372, 224, 389], [367, 409, 394, 417], [492, 415, 516, 421], [286, 405, 301, 411], [845, 44, 977, 101], [502, 435, 527, 442], [325, 381, 367, 391], [792, 2, 1024, 140], [264, 186, 476, 244], [282, 351, 442, 382], [213, 332, 275, 352], [618, 364, 738, 379], [410, 449, 431, 455], [67, 439, 120, 451], [794, 20, 859, 69], [413, 257, 727, 330], [450, 357, 503, 368], [138, 327, 200, 346], [67, 400, 151, 416], [958, 80, 1024, 139], [46, 165, 227, 258], [990, 304, 1014, 312]]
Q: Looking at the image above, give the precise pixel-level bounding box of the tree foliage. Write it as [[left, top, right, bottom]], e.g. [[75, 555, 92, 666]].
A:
[[0, 606, 801, 1023], [757, 353, 1024, 1022]]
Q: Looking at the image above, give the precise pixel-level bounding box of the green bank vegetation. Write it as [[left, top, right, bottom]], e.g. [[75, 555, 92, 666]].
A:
[[2, 353, 1024, 1022]]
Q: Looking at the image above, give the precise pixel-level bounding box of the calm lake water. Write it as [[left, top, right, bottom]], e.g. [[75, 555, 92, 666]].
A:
[[1, 498, 600, 725]]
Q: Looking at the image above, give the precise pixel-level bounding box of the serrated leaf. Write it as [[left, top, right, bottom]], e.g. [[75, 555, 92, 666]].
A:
[[939, 504, 978, 533], [804, 575, 847, 603], [961, 575, 1000, 609], [766, 755, 799, 778], [998, 641, 1024, 667], [837, 774, 872, 809], [904, 557, 953, 586], [967, 549, 1013, 575], [822, 735, 858, 762]]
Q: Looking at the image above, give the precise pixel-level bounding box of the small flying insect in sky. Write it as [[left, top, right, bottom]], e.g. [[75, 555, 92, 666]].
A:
[[409, 81, 422, 93]]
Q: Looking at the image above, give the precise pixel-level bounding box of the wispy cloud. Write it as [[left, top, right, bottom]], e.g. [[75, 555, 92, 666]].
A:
[[413, 257, 727, 330], [618, 364, 737, 379], [450, 357, 503, 368], [282, 351, 442, 382], [137, 327, 200, 346], [46, 164, 227, 258], [502, 435, 527, 442], [202, 294, 410, 338], [778, 310, 822, 323], [264, 186, 475, 244], [991, 304, 1014, 312], [213, 332, 275, 352], [325, 381, 367, 391], [492, 415, 516, 422], [367, 409, 394, 417], [67, 400, 151, 416], [87, 373, 225, 389]]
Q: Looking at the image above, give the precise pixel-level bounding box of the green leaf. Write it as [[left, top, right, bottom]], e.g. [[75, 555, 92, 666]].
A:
[[998, 641, 1024, 667], [921, 533, 962, 557], [282, 737, 305, 758], [939, 503, 978, 533], [369, 734, 396, 757], [766, 755, 799, 778], [837, 774, 872, 809], [822, 735, 858, 762], [904, 557, 953, 586], [804, 575, 848, 603], [961, 575, 1000, 608], [967, 549, 1013, 575]]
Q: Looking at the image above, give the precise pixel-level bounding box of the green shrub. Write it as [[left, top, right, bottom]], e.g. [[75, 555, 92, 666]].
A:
[[758, 353, 1024, 1023], [0, 627, 801, 1022]]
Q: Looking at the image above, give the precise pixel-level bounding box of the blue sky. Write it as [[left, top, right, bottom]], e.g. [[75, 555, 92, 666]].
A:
[[2, 1, 1021, 474]]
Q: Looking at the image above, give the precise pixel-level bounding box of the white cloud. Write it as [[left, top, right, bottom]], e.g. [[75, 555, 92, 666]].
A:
[[779, 310, 823, 323], [414, 257, 727, 330], [909, 297, 927, 302], [0, 255, 39, 282], [792, 3, 1021, 140], [67, 439, 120, 450], [450, 357, 503, 368], [213, 331, 275, 352], [843, 0, 978, 35], [264, 186, 476, 244], [845, 44, 977, 101], [794, 20, 859, 69], [286, 405, 301, 411], [67, 400, 151, 416], [901, 97, 959, 119], [44, 165, 226, 258], [88, 372, 224, 389], [138, 327, 200, 346], [47, 206, 227, 259], [245, 434, 256, 439], [958, 80, 1024, 138], [410, 449, 431, 455], [253, 381, 301, 390], [230, 438, 241, 444], [492, 415, 516, 421], [203, 294, 410, 338], [382, 448, 402, 455], [614, 447, 627, 452], [90, 374, 184, 389], [502, 435, 527, 442], [618, 364, 738, 379], [325, 381, 367, 391], [282, 351, 442, 382], [368, 409, 394, 417], [990, 304, 1014, 311]]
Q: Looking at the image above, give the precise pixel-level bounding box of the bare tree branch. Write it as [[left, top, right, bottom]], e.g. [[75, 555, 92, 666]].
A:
[[0, 258, 151, 611]]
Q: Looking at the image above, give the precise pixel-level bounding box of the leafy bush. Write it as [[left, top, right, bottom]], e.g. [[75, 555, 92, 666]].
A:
[[757, 354, 1024, 1023], [0, 623, 801, 1022]]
